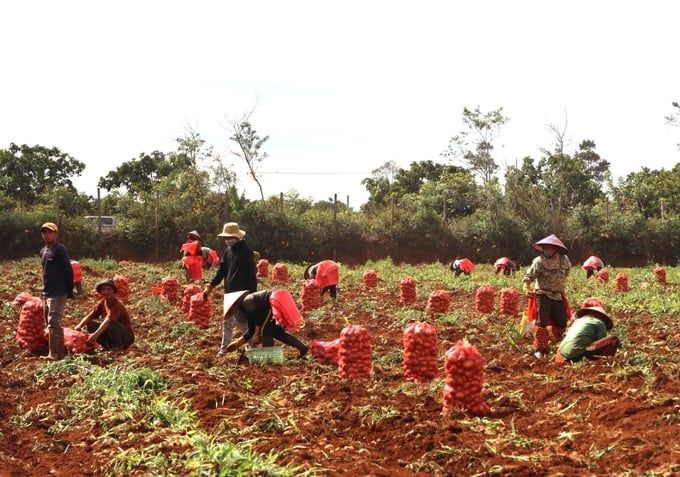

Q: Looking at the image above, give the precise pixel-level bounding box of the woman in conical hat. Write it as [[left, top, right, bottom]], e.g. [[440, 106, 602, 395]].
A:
[[522, 234, 571, 360]]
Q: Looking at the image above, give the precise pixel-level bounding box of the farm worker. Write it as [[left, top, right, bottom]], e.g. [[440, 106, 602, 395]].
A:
[[581, 256, 604, 279], [180, 230, 208, 283], [222, 289, 309, 358], [203, 222, 258, 356], [304, 260, 340, 300], [71, 260, 84, 297], [450, 258, 475, 277], [74, 279, 134, 350], [556, 298, 619, 363], [40, 222, 74, 360], [494, 257, 518, 276], [522, 234, 572, 360], [203, 247, 220, 270]]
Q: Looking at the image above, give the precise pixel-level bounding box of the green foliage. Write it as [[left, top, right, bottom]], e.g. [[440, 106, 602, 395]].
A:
[[0, 143, 85, 207]]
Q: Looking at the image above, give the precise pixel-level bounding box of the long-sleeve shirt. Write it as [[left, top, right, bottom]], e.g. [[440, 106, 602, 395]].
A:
[[522, 254, 571, 300], [40, 242, 74, 298], [558, 316, 607, 361], [209, 240, 257, 293], [239, 290, 273, 341]]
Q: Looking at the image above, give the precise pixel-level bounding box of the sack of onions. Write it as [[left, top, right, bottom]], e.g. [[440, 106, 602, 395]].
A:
[[403, 321, 438, 382]]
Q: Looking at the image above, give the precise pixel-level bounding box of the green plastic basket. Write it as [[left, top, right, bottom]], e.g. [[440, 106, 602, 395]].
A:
[[246, 346, 285, 365]]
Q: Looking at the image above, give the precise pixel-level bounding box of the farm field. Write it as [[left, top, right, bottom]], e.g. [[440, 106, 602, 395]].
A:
[[1, 258, 679, 476]]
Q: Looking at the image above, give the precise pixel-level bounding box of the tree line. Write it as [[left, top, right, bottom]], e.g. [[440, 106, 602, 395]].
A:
[[1, 103, 679, 266]]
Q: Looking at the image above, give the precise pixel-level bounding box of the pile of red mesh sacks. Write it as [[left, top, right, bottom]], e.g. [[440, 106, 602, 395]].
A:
[[257, 259, 269, 278], [301, 279, 322, 311], [161, 277, 181, 304], [271, 263, 289, 283], [182, 284, 202, 314], [615, 273, 629, 292], [338, 325, 372, 379], [113, 274, 130, 303], [362, 270, 378, 289], [403, 322, 438, 382], [499, 287, 520, 317], [442, 339, 491, 416], [655, 266, 666, 285], [399, 277, 417, 305], [14, 293, 46, 352], [189, 293, 211, 328], [310, 338, 341, 365], [427, 290, 449, 315], [474, 284, 495, 314]]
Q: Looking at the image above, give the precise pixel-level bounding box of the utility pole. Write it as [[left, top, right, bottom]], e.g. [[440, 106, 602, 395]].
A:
[[154, 190, 160, 263], [279, 192, 284, 214], [333, 193, 338, 261]]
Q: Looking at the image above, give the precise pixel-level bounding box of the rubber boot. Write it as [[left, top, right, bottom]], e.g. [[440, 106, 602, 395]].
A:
[[47, 327, 66, 360]]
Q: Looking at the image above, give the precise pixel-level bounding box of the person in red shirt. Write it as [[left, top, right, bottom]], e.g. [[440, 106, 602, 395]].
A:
[[74, 279, 134, 350]]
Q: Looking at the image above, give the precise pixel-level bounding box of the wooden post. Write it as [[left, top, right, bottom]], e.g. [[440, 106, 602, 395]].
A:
[[333, 193, 338, 261], [154, 190, 159, 263], [346, 195, 349, 210], [97, 187, 103, 258], [279, 192, 284, 214]]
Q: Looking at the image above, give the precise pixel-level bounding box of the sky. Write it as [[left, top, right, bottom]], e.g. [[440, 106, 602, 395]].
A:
[[1, 1, 679, 209]]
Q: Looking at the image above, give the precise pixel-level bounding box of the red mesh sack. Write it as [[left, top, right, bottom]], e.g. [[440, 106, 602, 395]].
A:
[[339, 325, 372, 379], [442, 339, 490, 416], [14, 294, 47, 352], [301, 279, 322, 311], [206, 249, 219, 269], [113, 274, 130, 304], [458, 258, 475, 274], [315, 260, 339, 288], [182, 255, 204, 281], [427, 290, 450, 315], [189, 293, 211, 328], [310, 338, 341, 365], [614, 273, 629, 292], [180, 241, 201, 255], [257, 259, 269, 278], [362, 269, 378, 289], [272, 263, 289, 282], [63, 327, 94, 354], [655, 266, 666, 284], [403, 322, 438, 382], [475, 284, 495, 314], [71, 261, 83, 284], [597, 268, 609, 283], [499, 287, 520, 316], [182, 284, 202, 314], [399, 276, 417, 305], [270, 289, 303, 331], [161, 277, 181, 305], [526, 293, 538, 322]]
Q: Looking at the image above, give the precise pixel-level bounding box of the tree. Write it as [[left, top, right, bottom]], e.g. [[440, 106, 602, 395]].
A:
[[229, 112, 269, 201], [361, 161, 400, 209], [393, 160, 466, 195], [98, 151, 192, 196], [442, 106, 509, 184], [0, 143, 85, 207]]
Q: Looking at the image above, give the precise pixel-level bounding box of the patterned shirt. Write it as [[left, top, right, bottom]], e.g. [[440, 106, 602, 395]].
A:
[[522, 254, 571, 300]]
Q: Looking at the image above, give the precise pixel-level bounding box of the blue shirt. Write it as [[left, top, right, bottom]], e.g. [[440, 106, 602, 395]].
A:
[[40, 242, 74, 298]]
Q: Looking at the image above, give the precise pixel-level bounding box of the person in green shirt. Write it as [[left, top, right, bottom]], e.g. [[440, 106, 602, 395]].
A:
[[556, 303, 618, 363]]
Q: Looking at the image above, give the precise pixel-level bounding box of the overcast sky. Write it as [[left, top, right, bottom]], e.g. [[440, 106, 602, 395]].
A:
[[1, 1, 679, 208]]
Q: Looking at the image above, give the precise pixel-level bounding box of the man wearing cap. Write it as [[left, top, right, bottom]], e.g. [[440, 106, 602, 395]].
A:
[[39, 222, 74, 360], [203, 222, 257, 356], [74, 279, 134, 350], [522, 234, 571, 360], [556, 298, 618, 363]]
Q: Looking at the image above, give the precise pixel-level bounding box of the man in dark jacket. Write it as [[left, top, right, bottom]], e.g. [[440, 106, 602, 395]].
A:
[[203, 222, 257, 356], [39, 222, 74, 360]]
